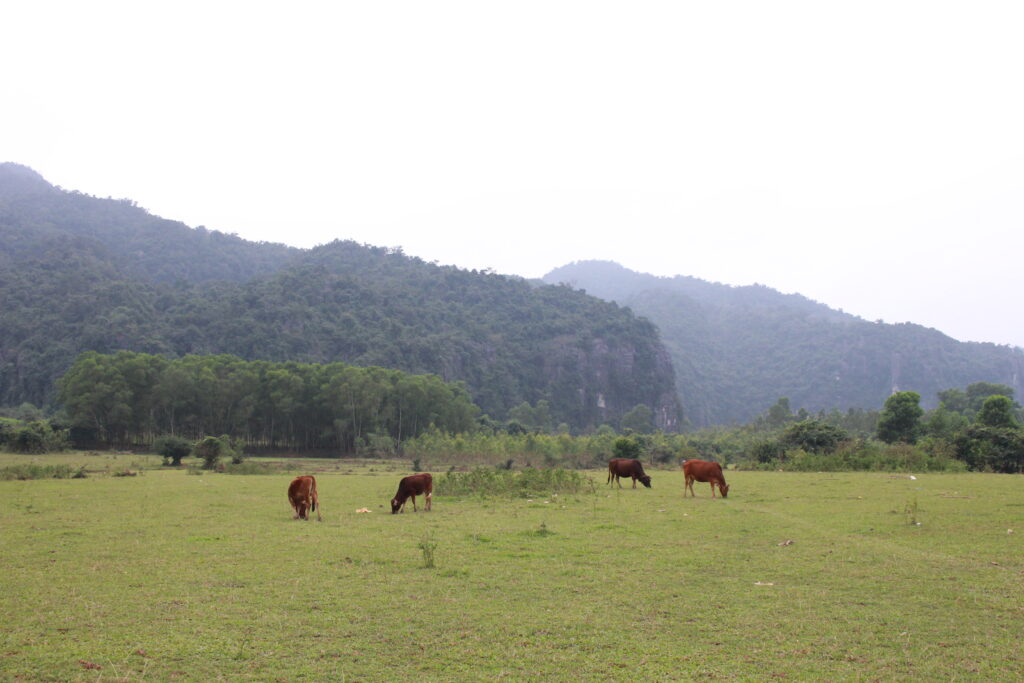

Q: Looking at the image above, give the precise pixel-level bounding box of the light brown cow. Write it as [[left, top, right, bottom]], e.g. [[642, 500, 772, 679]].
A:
[[288, 475, 322, 521], [682, 459, 729, 498]]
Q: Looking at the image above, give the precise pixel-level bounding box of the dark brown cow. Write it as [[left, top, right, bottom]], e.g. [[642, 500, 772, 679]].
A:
[[607, 458, 652, 488], [682, 459, 729, 498], [288, 475, 322, 521], [391, 473, 433, 514]]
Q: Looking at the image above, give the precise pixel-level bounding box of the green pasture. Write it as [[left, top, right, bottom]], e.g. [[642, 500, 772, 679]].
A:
[[1, 460, 1021, 681]]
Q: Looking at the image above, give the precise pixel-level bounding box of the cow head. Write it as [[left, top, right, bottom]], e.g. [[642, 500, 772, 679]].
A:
[[718, 482, 729, 498], [390, 497, 402, 514], [639, 475, 652, 488]]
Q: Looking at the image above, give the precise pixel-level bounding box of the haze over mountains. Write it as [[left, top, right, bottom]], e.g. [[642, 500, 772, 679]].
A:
[[2, 161, 1022, 430], [543, 261, 1024, 426]]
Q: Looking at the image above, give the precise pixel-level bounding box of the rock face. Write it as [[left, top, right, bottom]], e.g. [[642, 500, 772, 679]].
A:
[[539, 333, 681, 431]]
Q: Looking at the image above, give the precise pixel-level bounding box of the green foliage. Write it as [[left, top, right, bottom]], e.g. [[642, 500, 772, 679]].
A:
[[621, 404, 655, 433], [779, 420, 850, 454], [507, 401, 553, 433], [544, 261, 1024, 427], [975, 395, 1018, 429], [758, 440, 965, 472], [434, 467, 594, 498], [876, 391, 924, 444], [612, 437, 641, 460], [59, 351, 480, 453], [0, 463, 86, 480], [192, 435, 232, 470], [154, 435, 192, 466], [953, 425, 1024, 473], [6, 421, 69, 454], [0, 175, 680, 432]]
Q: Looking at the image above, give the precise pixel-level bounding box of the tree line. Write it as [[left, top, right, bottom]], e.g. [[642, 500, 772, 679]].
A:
[[57, 351, 479, 452]]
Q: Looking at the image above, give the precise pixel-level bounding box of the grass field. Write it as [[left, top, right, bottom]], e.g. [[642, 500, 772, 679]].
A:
[[1, 457, 1021, 681]]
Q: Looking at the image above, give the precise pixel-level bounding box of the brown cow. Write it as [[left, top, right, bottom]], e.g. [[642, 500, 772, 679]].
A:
[[391, 473, 433, 514], [607, 458, 652, 488], [682, 459, 729, 498], [288, 475, 322, 521]]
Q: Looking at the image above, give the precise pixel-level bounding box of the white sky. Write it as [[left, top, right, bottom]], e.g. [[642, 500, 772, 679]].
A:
[[3, 1, 1022, 347]]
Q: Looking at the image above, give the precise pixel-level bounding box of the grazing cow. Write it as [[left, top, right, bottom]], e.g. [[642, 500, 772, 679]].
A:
[[607, 458, 652, 489], [288, 475, 322, 521], [391, 473, 433, 514], [682, 459, 729, 498]]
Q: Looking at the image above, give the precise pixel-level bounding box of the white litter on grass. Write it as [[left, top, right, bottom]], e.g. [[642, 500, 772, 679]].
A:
[[754, 582, 775, 586], [778, 540, 794, 546], [355, 508, 371, 513], [909, 475, 917, 480], [1008, 529, 1014, 534]]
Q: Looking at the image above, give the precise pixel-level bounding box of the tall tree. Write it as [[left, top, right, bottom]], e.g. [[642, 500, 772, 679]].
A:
[[875, 391, 923, 444], [976, 395, 1018, 429]]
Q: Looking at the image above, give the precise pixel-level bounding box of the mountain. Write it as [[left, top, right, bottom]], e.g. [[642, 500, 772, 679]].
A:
[[543, 260, 1024, 426], [0, 164, 681, 431]]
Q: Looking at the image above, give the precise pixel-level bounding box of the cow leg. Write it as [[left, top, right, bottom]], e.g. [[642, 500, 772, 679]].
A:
[[411, 494, 417, 512], [632, 477, 637, 489], [616, 475, 622, 488], [684, 477, 693, 497], [314, 498, 322, 522], [710, 482, 716, 498], [425, 492, 432, 511]]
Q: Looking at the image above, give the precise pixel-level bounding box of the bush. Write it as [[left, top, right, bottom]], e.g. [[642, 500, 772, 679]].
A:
[[154, 435, 192, 466], [612, 437, 641, 460], [192, 435, 233, 470], [8, 421, 69, 454]]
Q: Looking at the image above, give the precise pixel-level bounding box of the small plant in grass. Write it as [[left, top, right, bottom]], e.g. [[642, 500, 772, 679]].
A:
[[533, 521, 554, 537], [904, 498, 921, 525], [418, 533, 438, 568]]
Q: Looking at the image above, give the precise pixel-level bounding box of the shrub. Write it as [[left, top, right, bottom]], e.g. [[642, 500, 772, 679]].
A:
[[612, 437, 641, 460], [154, 435, 192, 466], [8, 421, 69, 454], [192, 435, 232, 470]]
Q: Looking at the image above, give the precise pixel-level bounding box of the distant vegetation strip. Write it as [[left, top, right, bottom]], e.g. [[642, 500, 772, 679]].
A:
[[0, 463, 86, 480], [434, 467, 595, 498]]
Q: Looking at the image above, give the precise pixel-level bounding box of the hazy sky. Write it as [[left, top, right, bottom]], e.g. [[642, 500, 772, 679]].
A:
[[3, 2, 1022, 347]]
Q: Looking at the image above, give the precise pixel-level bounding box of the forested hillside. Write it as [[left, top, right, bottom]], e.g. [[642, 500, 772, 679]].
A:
[[544, 261, 1024, 427], [0, 164, 681, 431]]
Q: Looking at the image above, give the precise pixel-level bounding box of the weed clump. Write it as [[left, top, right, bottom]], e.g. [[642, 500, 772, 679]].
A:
[[418, 533, 438, 568]]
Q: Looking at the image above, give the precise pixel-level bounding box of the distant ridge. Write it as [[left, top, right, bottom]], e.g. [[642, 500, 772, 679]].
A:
[[0, 165, 681, 431], [544, 260, 1024, 426]]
